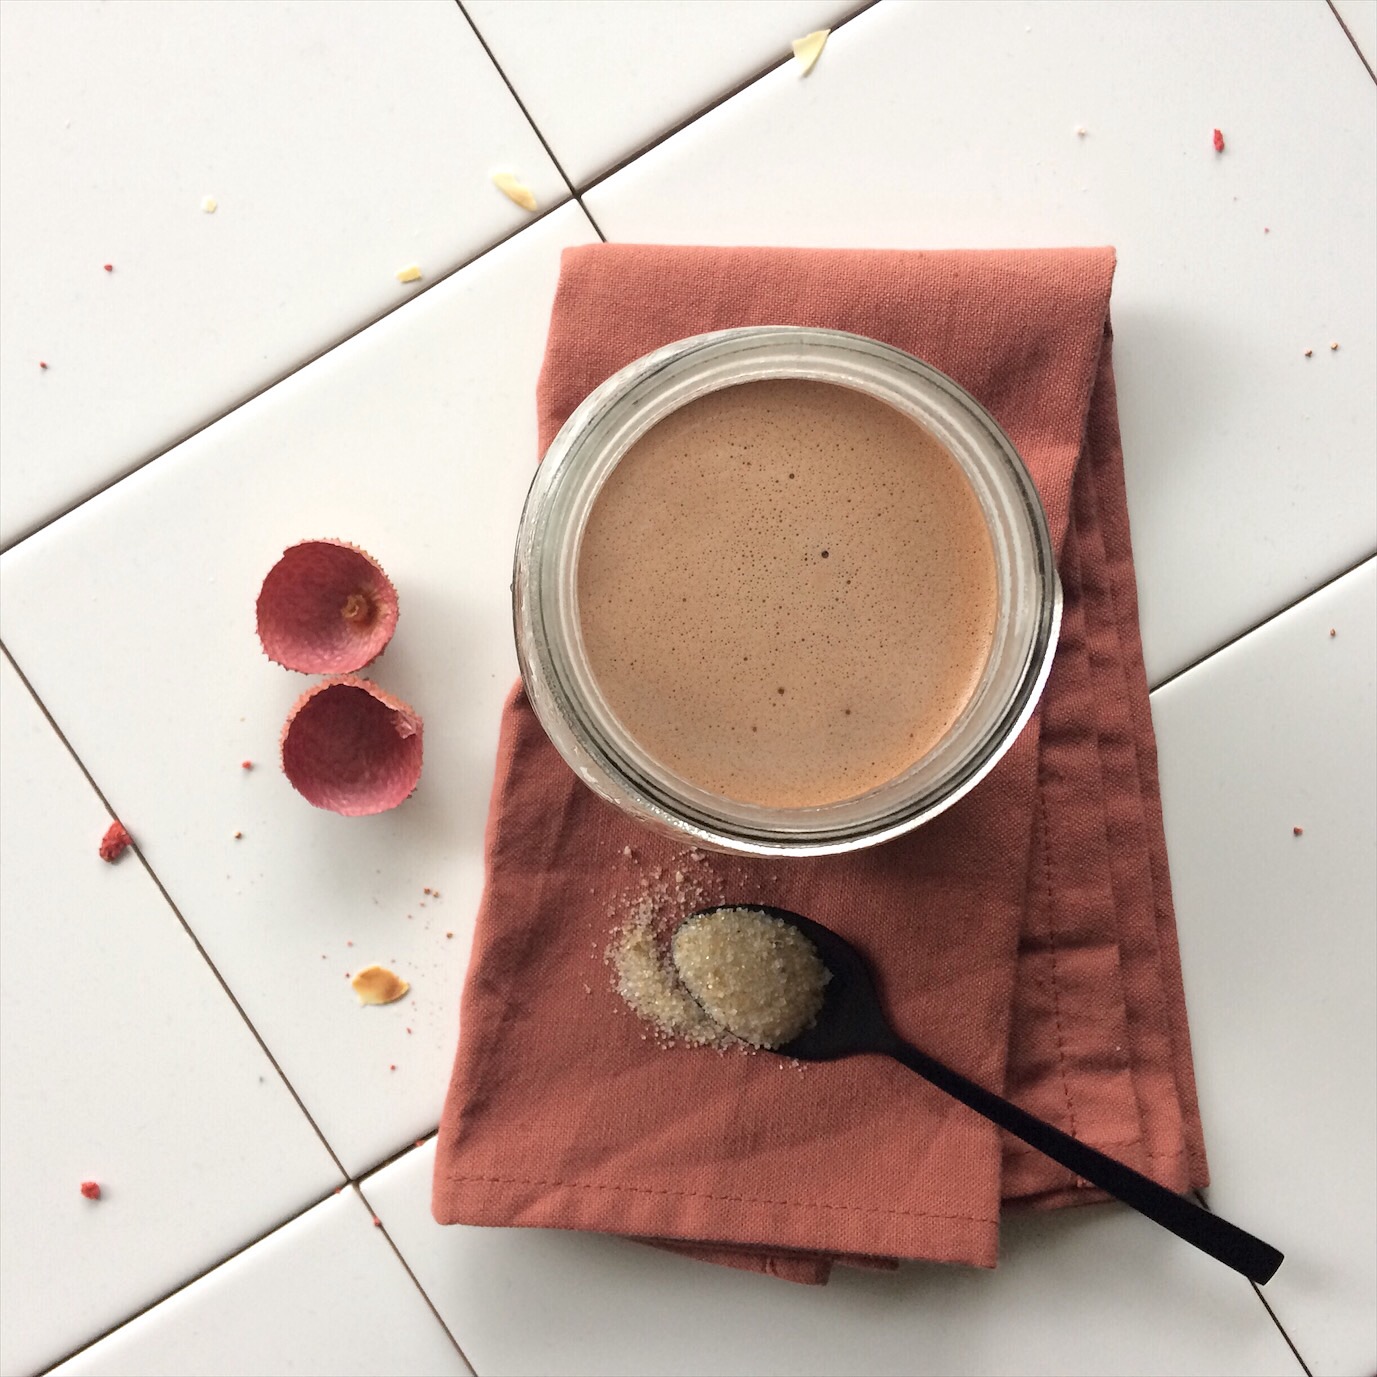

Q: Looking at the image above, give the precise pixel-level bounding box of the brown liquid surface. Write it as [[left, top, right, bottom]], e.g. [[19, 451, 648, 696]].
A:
[[577, 380, 998, 807]]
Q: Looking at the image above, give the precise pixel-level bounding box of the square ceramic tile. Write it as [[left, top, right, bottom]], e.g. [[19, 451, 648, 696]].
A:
[[583, 0, 1377, 686], [51, 1189, 470, 1377], [1332, 0, 1377, 69], [363, 1141, 1300, 1377], [0, 203, 599, 1180], [0, 0, 568, 548], [0, 655, 342, 1377], [1151, 559, 1377, 1376], [464, 0, 863, 187]]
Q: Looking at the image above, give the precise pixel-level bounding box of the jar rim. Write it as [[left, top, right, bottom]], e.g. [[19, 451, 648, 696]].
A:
[[514, 326, 1061, 856]]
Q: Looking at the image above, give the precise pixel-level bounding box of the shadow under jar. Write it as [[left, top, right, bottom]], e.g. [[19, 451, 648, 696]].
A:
[[514, 327, 1061, 857]]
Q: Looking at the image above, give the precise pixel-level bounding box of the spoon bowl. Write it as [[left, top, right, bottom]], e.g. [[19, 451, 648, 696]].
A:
[[673, 904, 1283, 1285]]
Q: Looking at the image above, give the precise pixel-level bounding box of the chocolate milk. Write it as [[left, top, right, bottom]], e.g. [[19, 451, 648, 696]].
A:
[[577, 379, 998, 807]]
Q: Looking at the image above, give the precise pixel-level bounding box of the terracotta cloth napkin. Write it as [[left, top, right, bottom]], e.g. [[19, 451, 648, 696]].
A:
[[433, 245, 1209, 1285]]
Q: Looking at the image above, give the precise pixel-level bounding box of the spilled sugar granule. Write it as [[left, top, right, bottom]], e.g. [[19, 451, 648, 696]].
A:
[[99, 821, 132, 863], [609, 899, 725, 1048], [671, 908, 831, 1050], [492, 172, 537, 211], [352, 964, 410, 1005], [791, 29, 829, 75]]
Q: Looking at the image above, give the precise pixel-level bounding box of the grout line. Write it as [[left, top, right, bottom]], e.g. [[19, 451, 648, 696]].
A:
[[0, 640, 350, 1181], [1191, 1191, 1314, 1376], [576, 0, 880, 198], [1250, 1280, 1315, 1377], [356, 1129, 438, 1186], [353, 1180, 478, 1375], [0, 199, 573, 556], [1326, 0, 1377, 82], [456, 0, 606, 241], [33, 1185, 343, 1376], [1148, 551, 1377, 696]]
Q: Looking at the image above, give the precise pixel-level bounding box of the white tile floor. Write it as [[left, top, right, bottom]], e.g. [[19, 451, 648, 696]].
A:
[[1, 2, 1372, 1374]]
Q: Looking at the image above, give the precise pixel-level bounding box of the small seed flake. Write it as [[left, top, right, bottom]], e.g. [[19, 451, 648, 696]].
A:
[[201, 194, 218, 213], [1330, 341, 1339, 351], [791, 28, 829, 75], [395, 263, 423, 284], [1304, 349, 1313, 358], [233, 830, 243, 840], [99, 820, 132, 863], [352, 964, 410, 1005], [1212, 128, 1225, 153], [1330, 628, 1337, 637], [491, 171, 537, 212], [1075, 125, 1087, 137], [80, 1180, 101, 1200]]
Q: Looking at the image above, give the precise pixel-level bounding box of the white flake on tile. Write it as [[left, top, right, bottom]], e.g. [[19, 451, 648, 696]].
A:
[[0, 203, 599, 1179], [465, 0, 862, 187], [52, 1190, 470, 1377], [0, 655, 341, 1377], [365, 1141, 1301, 1377], [583, 0, 1377, 685], [1332, 0, 1377, 69], [0, 0, 568, 548], [1152, 559, 1377, 1376]]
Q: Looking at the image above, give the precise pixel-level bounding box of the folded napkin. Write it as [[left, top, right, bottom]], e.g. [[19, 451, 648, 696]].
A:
[[433, 245, 1208, 1285]]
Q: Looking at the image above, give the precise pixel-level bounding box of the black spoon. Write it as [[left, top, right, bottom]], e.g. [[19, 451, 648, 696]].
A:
[[672, 905, 1283, 1285]]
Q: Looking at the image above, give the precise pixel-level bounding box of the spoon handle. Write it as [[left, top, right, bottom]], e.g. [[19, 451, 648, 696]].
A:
[[884, 1038, 1283, 1284]]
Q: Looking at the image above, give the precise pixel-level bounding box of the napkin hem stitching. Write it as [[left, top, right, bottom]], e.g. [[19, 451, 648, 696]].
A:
[[440, 1171, 999, 1224], [1036, 776, 1082, 1140]]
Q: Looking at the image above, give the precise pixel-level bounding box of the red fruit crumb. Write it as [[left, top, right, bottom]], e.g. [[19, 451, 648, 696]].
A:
[[405, 1027, 412, 1035], [389, 1064, 396, 1071], [1293, 826, 1304, 836], [414, 1139, 425, 1148], [423, 887, 432, 896], [103, 263, 113, 272], [1330, 628, 1337, 637], [39, 360, 48, 369], [99, 820, 132, 862], [80, 1181, 101, 1200], [240, 760, 253, 770], [371, 1215, 382, 1227], [345, 939, 353, 947], [445, 931, 453, 939], [1212, 128, 1225, 153], [334, 1187, 343, 1194]]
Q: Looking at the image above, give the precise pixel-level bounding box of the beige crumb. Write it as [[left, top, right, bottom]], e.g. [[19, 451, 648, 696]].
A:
[[395, 264, 423, 284], [1075, 125, 1087, 137], [1330, 341, 1339, 351], [791, 29, 829, 75], [200, 194, 218, 214], [233, 830, 243, 840], [351, 964, 410, 1005], [1304, 348, 1313, 357], [492, 171, 537, 212]]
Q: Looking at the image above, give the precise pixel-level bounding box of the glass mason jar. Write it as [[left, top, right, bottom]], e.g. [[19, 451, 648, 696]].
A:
[[513, 327, 1061, 857]]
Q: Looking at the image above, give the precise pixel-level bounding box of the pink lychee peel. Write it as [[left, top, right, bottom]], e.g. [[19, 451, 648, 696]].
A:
[[256, 540, 399, 674], [279, 676, 423, 815]]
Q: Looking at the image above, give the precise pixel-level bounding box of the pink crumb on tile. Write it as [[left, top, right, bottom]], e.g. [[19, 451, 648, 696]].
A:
[[80, 1181, 101, 1200], [1212, 127, 1225, 152], [99, 821, 132, 862]]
